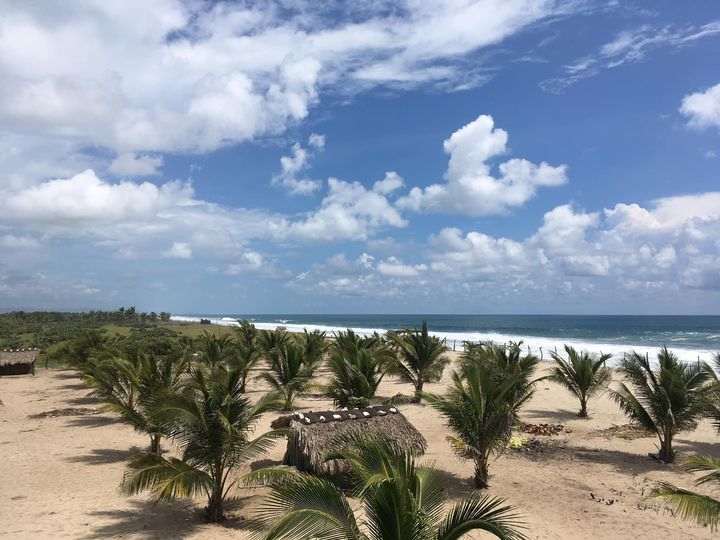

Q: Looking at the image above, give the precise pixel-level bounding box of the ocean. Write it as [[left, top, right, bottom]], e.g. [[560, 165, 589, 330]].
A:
[[171, 314, 720, 364]]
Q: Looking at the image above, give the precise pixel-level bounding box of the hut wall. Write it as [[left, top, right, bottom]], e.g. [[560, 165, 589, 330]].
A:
[[0, 361, 35, 376]]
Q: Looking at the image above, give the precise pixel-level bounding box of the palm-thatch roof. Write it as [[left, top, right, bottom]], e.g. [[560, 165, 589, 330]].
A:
[[271, 405, 427, 476], [0, 349, 38, 376]]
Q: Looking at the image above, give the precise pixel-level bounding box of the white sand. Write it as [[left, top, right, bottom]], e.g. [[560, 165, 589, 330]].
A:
[[1, 356, 718, 539]]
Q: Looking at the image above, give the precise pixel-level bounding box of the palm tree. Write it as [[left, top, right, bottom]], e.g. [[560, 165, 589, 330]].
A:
[[548, 345, 611, 417], [122, 365, 281, 522], [253, 437, 527, 540], [426, 351, 537, 488], [232, 322, 261, 392], [83, 347, 191, 454], [196, 331, 234, 366], [389, 321, 448, 403], [298, 329, 327, 368], [258, 327, 291, 358], [652, 455, 720, 531], [333, 329, 385, 357], [259, 342, 317, 411], [609, 347, 712, 463], [326, 348, 387, 407]]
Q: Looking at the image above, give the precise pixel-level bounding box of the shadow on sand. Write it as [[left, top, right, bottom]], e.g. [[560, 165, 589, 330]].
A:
[[66, 415, 124, 428], [65, 447, 143, 465], [522, 408, 581, 422], [83, 498, 259, 539]]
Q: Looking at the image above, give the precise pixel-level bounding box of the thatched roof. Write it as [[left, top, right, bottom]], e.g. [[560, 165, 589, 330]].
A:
[[0, 349, 38, 366], [0, 349, 38, 375], [272, 405, 427, 476]]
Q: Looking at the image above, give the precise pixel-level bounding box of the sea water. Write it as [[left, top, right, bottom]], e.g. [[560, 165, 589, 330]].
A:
[[171, 314, 720, 364]]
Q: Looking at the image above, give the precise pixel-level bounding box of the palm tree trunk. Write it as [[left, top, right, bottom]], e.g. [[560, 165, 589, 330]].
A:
[[473, 457, 489, 489], [206, 463, 225, 522], [658, 430, 674, 463], [413, 379, 424, 403], [578, 397, 588, 418], [206, 492, 224, 522], [149, 434, 161, 454]]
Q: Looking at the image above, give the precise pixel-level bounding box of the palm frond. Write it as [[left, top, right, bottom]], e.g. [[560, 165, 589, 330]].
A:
[[652, 482, 720, 531], [436, 495, 527, 540]]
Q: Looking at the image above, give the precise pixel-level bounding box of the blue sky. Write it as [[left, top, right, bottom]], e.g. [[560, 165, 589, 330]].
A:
[[1, 1, 719, 314]]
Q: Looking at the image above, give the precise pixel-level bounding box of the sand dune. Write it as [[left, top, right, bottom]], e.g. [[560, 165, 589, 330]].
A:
[[1, 356, 717, 539]]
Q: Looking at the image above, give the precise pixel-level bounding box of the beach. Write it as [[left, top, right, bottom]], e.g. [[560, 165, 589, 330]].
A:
[[1, 353, 717, 539]]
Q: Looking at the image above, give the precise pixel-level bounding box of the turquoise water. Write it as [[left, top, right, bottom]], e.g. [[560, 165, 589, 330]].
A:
[[174, 314, 720, 363]]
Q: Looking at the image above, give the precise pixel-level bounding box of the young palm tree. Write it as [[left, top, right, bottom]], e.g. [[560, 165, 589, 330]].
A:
[[389, 321, 448, 403], [426, 354, 537, 488], [298, 329, 327, 368], [232, 321, 261, 393], [259, 341, 317, 411], [253, 437, 527, 540], [333, 329, 385, 357], [652, 455, 720, 531], [609, 347, 712, 463], [83, 348, 192, 454], [549, 345, 612, 417], [196, 331, 234, 366], [258, 327, 291, 358], [122, 365, 281, 522], [326, 348, 386, 407]]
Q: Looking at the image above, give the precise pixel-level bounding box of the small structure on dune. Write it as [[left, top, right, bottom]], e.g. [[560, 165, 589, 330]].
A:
[[271, 405, 427, 476], [0, 349, 38, 376]]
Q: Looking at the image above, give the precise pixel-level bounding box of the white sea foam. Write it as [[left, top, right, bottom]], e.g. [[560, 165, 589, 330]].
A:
[[171, 315, 717, 365]]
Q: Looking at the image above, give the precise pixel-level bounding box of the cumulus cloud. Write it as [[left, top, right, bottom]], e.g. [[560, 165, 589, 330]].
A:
[[290, 191, 720, 305], [397, 115, 567, 216], [541, 21, 720, 93], [0, 1, 567, 185], [0, 169, 408, 267], [430, 192, 720, 291], [286, 176, 407, 241], [272, 134, 325, 195], [680, 83, 720, 129], [377, 257, 427, 277]]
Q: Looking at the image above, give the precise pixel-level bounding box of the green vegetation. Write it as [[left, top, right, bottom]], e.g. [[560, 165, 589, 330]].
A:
[[0, 308, 171, 350], [652, 455, 720, 531], [253, 437, 527, 540], [427, 343, 539, 488], [548, 345, 612, 417], [122, 364, 281, 522], [609, 348, 712, 463], [326, 331, 393, 407], [389, 321, 449, 403]]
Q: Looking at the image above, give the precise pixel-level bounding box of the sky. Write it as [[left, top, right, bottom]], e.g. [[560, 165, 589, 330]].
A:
[[1, 0, 719, 315]]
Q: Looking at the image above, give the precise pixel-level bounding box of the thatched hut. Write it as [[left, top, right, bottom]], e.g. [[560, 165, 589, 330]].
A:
[[0, 349, 38, 376], [271, 405, 426, 476]]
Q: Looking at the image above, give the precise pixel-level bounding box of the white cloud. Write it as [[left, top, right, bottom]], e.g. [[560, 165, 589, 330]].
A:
[[373, 172, 405, 195], [0, 169, 193, 224], [272, 135, 324, 195], [541, 21, 720, 93], [109, 153, 163, 176], [377, 256, 427, 277], [429, 192, 720, 291], [0, 169, 409, 269], [163, 242, 192, 259], [397, 114, 567, 216], [680, 83, 720, 129], [0, 1, 566, 185], [286, 176, 407, 241]]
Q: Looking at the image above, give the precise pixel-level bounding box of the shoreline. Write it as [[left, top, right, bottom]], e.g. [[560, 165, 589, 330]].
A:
[[170, 314, 718, 364]]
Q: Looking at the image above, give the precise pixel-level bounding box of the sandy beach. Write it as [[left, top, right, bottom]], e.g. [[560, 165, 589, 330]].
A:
[[1, 354, 717, 539]]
